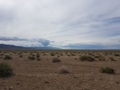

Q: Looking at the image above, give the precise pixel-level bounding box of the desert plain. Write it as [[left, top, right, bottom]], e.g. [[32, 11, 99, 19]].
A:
[[0, 50, 120, 90]]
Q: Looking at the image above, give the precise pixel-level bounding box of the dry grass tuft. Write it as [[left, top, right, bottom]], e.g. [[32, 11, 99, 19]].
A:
[[58, 66, 70, 74]]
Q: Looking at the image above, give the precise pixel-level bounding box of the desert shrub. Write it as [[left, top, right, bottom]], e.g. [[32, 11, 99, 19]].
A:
[[75, 58, 77, 60], [4, 55, 12, 60], [71, 53, 75, 56], [80, 55, 95, 62], [0, 62, 13, 77], [67, 54, 71, 56], [19, 54, 23, 57], [0, 53, 4, 56], [50, 53, 55, 56], [28, 56, 36, 60], [114, 54, 119, 56], [36, 53, 40, 59], [58, 66, 69, 74], [52, 58, 61, 63], [60, 53, 63, 56], [94, 55, 100, 58], [98, 56, 106, 61], [37, 58, 41, 61], [100, 67, 115, 74], [109, 57, 115, 61]]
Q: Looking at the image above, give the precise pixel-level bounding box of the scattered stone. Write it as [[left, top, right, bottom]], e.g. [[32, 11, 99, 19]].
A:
[[44, 81, 49, 84], [4, 87, 7, 90], [116, 81, 119, 84], [9, 86, 13, 90], [16, 82, 20, 85], [74, 76, 77, 79]]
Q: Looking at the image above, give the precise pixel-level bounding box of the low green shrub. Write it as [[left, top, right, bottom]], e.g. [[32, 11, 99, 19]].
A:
[[100, 67, 115, 74], [80, 55, 95, 62], [0, 62, 13, 77]]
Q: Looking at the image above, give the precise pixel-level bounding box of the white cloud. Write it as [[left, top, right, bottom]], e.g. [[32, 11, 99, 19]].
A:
[[0, 0, 120, 49]]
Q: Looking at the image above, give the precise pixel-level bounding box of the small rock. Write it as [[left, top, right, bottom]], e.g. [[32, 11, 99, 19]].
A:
[[44, 81, 49, 84], [116, 81, 119, 84], [4, 87, 7, 90], [74, 76, 77, 78], [16, 82, 20, 85], [9, 86, 13, 90]]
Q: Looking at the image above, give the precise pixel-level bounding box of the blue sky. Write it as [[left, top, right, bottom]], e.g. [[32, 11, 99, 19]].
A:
[[0, 0, 120, 49]]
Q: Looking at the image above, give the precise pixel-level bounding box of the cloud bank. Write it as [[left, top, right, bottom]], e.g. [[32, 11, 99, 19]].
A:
[[0, 0, 120, 49], [0, 37, 50, 47]]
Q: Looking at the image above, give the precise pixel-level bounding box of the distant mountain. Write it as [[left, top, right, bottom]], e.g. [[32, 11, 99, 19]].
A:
[[31, 46, 60, 50], [0, 44, 27, 50], [0, 44, 60, 50]]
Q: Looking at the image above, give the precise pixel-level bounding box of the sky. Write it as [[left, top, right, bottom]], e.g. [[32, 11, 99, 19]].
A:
[[0, 0, 120, 49]]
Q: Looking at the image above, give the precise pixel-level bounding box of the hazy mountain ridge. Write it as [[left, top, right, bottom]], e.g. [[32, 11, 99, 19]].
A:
[[0, 44, 60, 50]]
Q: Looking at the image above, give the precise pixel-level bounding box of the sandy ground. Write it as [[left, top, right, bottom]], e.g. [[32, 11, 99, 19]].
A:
[[0, 50, 120, 90]]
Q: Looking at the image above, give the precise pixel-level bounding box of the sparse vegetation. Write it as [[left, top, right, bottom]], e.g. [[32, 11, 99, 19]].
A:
[[28, 55, 36, 60], [0, 50, 119, 89], [52, 58, 61, 63], [109, 57, 115, 61], [36, 53, 40, 59], [100, 67, 115, 74], [94, 55, 100, 58], [58, 66, 69, 74], [4, 55, 12, 60], [36, 53, 40, 60], [19, 54, 23, 57], [98, 56, 106, 61], [0, 62, 13, 77], [50, 53, 55, 56], [114, 54, 119, 56], [80, 55, 95, 61]]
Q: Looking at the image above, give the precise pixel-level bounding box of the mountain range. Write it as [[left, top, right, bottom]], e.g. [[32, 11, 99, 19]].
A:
[[0, 44, 60, 50]]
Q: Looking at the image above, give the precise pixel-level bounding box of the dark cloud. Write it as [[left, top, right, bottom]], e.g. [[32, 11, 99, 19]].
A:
[[0, 37, 51, 47], [33, 39, 50, 47], [63, 43, 104, 49], [0, 37, 27, 41], [63, 43, 120, 49], [105, 17, 120, 24], [39, 40, 50, 47]]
